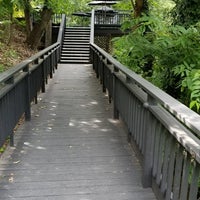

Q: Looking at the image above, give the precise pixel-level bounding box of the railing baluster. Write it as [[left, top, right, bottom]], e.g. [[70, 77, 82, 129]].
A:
[[142, 96, 157, 187], [165, 139, 176, 200], [160, 133, 173, 195], [152, 123, 162, 178], [23, 66, 31, 121], [188, 161, 200, 200], [173, 145, 184, 199], [179, 152, 190, 200], [113, 66, 119, 119]]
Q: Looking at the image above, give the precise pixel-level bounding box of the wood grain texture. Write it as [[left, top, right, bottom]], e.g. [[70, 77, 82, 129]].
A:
[[0, 64, 156, 200]]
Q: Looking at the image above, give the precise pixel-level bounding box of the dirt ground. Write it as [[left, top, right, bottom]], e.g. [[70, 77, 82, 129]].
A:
[[0, 24, 36, 71]]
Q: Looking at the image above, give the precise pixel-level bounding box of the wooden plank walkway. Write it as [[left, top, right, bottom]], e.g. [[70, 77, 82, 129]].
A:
[[0, 64, 156, 200]]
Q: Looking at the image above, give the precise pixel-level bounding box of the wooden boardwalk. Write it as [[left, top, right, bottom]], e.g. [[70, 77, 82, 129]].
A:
[[0, 64, 156, 200]]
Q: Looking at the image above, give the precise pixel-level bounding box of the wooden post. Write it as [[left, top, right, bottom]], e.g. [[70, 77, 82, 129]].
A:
[[24, 66, 31, 121], [142, 95, 157, 187], [113, 66, 119, 119]]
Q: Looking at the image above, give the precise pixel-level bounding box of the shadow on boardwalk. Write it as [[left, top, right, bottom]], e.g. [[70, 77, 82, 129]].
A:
[[0, 64, 156, 200]]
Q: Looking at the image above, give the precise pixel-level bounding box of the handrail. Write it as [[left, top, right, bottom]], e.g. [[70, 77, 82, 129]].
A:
[[90, 9, 95, 44], [91, 41, 200, 154], [0, 14, 66, 85], [90, 14, 200, 198], [0, 42, 59, 84], [91, 43, 200, 138], [57, 14, 66, 43], [0, 14, 66, 147]]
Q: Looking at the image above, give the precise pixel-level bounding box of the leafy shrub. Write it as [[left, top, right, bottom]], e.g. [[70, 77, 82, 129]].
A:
[[113, 15, 200, 112], [0, 64, 4, 72]]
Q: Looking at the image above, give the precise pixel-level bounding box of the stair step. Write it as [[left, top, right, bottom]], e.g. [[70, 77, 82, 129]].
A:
[[65, 28, 90, 31], [65, 31, 90, 34], [62, 48, 90, 51], [63, 42, 89, 45], [63, 43, 90, 47], [66, 26, 90, 30], [61, 27, 91, 63], [61, 53, 90, 57], [64, 38, 89, 40], [61, 56, 89, 60], [62, 52, 90, 56], [62, 47, 90, 50], [64, 39, 90, 42], [62, 46, 89, 49], [64, 35, 90, 39], [65, 29, 89, 31], [60, 59, 90, 64], [65, 29, 90, 32], [62, 45, 89, 48], [64, 36, 90, 39], [62, 48, 90, 54]]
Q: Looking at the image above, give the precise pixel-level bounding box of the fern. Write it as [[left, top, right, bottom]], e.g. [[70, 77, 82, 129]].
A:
[[113, 13, 200, 112]]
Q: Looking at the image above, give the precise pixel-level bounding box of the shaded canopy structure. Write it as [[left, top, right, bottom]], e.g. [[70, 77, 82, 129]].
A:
[[88, 1, 117, 6], [72, 12, 91, 17], [95, 5, 117, 13]]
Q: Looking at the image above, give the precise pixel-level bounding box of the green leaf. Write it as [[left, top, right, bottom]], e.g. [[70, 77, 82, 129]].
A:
[[190, 100, 197, 109], [191, 90, 200, 99]]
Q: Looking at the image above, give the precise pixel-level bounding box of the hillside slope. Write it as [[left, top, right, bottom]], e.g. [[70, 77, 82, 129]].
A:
[[0, 24, 36, 72]]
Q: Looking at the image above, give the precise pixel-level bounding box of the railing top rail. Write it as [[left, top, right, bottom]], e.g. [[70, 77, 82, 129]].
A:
[[0, 42, 59, 84], [57, 14, 66, 43], [93, 10, 131, 26], [94, 9, 132, 13], [90, 42, 200, 138]]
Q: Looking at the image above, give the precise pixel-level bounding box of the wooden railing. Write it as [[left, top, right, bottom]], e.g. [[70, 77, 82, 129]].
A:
[[90, 12, 200, 200], [0, 14, 66, 147], [94, 10, 131, 26], [52, 14, 63, 24], [32, 13, 63, 24]]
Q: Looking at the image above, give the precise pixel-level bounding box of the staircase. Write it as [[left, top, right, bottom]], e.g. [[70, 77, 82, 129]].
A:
[[60, 27, 91, 64]]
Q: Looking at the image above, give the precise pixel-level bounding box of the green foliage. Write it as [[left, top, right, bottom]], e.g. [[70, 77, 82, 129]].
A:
[[113, 0, 132, 11], [154, 25, 200, 97], [0, 64, 4, 72], [113, 10, 200, 112], [113, 14, 165, 76], [171, 0, 200, 27], [0, 40, 19, 72], [189, 71, 200, 111], [46, 0, 91, 15], [0, 0, 14, 20]]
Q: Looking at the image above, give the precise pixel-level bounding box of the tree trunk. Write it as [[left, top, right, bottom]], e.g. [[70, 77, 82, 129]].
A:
[[134, 0, 149, 17], [23, 0, 32, 36], [45, 19, 52, 47], [26, 7, 52, 49], [130, 0, 135, 12]]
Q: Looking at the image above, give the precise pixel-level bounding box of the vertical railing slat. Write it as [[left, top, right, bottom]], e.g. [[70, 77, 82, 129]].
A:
[[173, 145, 184, 200], [179, 152, 190, 200], [188, 161, 200, 200]]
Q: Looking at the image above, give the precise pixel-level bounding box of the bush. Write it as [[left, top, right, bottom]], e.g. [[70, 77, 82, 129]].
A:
[[113, 15, 200, 112]]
